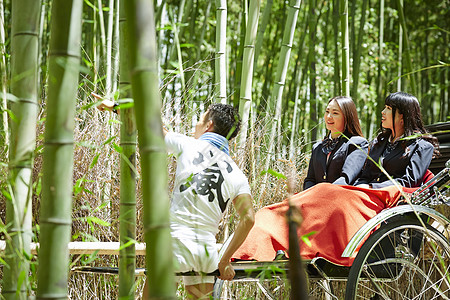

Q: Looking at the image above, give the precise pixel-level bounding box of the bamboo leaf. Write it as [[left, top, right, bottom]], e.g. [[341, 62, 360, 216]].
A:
[[112, 142, 123, 153], [81, 252, 99, 265], [93, 201, 110, 212], [102, 136, 116, 146], [1, 188, 11, 201], [85, 216, 111, 227], [301, 231, 316, 247], [33, 176, 42, 196], [261, 169, 287, 180], [0, 92, 19, 103], [89, 153, 100, 169], [387, 63, 450, 86], [118, 239, 137, 251]]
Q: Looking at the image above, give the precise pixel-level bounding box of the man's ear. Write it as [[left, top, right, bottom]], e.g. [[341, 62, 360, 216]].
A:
[[206, 120, 214, 132]]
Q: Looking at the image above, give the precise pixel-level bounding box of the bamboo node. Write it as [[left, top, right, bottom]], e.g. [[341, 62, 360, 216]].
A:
[[140, 145, 166, 154], [44, 140, 74, 146], [143, 223, 170, 231], [244, 45, 255, 49], [40, 218, 72, 226], [17, 98, 39, 105], [120, 142, 138, 146], [12, 31, 39, 37]]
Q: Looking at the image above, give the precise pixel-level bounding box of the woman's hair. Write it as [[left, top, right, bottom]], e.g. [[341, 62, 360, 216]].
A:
[[379, 91, 439, 156], [205, 103, 241, 140], [328, 96, 364, 137]]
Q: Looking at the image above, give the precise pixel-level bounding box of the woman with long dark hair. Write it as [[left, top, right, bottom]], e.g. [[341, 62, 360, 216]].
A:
[[232, 92, 439, 266], [304, 96, 368, 189], [355, 91, 438, 188]]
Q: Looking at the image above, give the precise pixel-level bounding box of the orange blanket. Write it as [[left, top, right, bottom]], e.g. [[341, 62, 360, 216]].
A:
[[232, 183, 406, 266]]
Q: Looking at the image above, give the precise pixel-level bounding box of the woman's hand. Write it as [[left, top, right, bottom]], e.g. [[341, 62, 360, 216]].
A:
[[218, 260, 235, 281], [357, 184, 371, 189]]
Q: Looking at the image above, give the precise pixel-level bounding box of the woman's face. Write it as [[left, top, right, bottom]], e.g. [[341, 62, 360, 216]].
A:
[[381, 105, 404, 133], [324, 100, 345, 135]]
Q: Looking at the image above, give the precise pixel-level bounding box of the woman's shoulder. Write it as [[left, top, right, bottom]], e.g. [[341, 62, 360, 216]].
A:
[[312, 139, 324, 150], [408, 136, 434, 150], [347, 135, 368, 145]]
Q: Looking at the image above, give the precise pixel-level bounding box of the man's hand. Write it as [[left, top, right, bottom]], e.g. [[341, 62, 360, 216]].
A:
[[91, 92, 116, 112], [218, 260, 235, 281]]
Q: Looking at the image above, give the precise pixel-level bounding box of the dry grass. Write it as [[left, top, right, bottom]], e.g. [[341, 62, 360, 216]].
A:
[[0, 88, 313, 299]]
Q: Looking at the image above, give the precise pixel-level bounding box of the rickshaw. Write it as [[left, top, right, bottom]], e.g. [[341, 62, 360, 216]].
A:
[[213, 159, 450, 299]]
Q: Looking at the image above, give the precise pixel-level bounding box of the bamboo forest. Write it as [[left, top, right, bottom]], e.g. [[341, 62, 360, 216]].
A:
[[0, 0, 449, 299]]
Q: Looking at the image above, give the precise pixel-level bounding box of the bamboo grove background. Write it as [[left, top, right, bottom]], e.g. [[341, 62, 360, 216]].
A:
[[0, 0, 449, 299]]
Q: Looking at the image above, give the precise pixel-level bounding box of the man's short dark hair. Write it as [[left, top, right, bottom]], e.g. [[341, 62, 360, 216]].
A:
[[205, 103, 241, 140]]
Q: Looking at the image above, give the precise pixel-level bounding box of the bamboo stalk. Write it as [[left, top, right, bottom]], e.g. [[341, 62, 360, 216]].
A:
[[215, 0, 227, 103], [351, 0, 368, 102], [118, 0, 138, 298], [36, 1, 83, 299], [237, 0, 260, 149], [105, 0, 115, 95], [340, 0, 350, 96], [265, 0, 301, 167], [397, 13, 403, 91], [254, 0, 273, 70], [0, 0, 8, 159], [308, 0, 318, 144], [333, 0, 341, 95], [3, 1, 40, 298], [396, 0, 416, 94], [124, 0, 175, 297], [375, 0, 385, 136]]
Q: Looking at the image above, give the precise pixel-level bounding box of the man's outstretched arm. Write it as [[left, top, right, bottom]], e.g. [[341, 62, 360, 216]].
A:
[[217, 193, 255, 281]]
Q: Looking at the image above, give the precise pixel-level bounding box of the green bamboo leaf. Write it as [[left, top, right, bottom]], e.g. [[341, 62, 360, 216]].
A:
[[261, 169, 287, 180], [102, 136, 116, 146], [180, 43, 195, 48], [119, 239, 137, 251], [81, 251, 99, 265], [108, 119, 122, 125], [81, 100, 102, 111], [83, 0, 95, 10], [301, 231, 316, 247], [85, 216, 111, 227], [93, 201, 110, 212], [34, 176, 42, 196], [0, 92, 19, 103], [16, 271, 27, 296], [115, 102, 134, 110], [89, 153, 100, 169], [112, 142, 123, 153], [1, 188, 11, 201]]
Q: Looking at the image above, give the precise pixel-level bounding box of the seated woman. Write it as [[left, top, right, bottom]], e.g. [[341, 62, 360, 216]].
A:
[[232, 92, 439, 266], [304, 96, 368, 189]]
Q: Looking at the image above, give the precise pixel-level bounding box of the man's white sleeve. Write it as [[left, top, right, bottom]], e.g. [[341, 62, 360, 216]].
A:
[[165, 132, 189, 156]]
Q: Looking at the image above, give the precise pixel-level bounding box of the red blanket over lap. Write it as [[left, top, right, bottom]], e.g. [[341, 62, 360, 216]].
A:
[[232, 183, 411, 266]]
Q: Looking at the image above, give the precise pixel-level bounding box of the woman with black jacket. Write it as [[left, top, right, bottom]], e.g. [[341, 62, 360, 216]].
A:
[[303, 96, 368, 190], [354, 91, 439, 189]]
